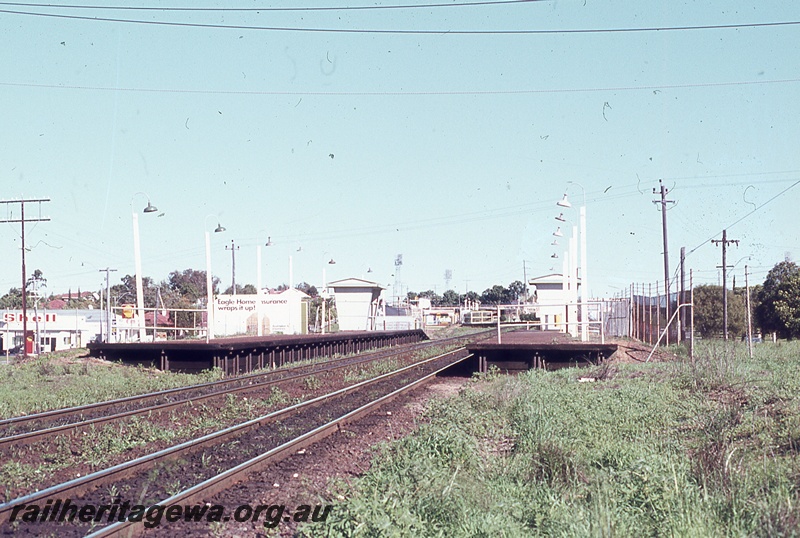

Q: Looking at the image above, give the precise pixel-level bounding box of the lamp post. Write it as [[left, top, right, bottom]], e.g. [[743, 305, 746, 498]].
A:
[[256, 233, 273, 336], [557, 181, 588, 341], [321, 255, 336, 334], [554, 213, 577, 337], [204, 216, 226, 343], [131, 192, 158, 342]]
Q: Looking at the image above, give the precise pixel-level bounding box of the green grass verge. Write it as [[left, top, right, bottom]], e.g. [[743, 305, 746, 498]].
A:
[[311, 340, 800, 537], [0, 350, 223, 418]]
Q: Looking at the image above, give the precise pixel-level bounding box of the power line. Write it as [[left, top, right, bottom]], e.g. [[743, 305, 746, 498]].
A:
[[3, 78, 799, 97], [0, 0, 546, 12], [1, 7, 799, 34], [686, 180, 800, 258]]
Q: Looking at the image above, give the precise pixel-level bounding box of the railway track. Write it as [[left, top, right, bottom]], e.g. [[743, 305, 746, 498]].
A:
[[0, 330, 487, 449], [0, 347, 471, 536]]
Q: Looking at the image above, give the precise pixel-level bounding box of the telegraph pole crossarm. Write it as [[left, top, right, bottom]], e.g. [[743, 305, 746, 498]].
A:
[[0, 198, 51, 359]]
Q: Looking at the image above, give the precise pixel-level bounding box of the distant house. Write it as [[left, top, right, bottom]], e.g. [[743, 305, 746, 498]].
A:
[[46, 291, 98, 309], [45, 298, 67, 310]]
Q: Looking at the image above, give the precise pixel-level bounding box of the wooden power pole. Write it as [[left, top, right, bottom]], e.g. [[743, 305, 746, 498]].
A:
[[0, 198, 50, 358], [711, 229, 739, 340]]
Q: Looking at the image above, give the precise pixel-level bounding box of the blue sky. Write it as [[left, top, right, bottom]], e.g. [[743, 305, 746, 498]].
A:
[[1, 0, 798, 302]]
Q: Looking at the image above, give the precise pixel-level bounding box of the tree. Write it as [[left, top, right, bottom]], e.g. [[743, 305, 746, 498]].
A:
[[507, 280, 526, 303], [480, 285, 507, 305], [223, 283, 257, 295], [693, 284, 745, 338], [110, 274, 157, 308], [0, 288, 23, 309], [166, 269, 217, 305], [441, 289, 460, 307], [756, 260, 800, 339], [295, 282, 318, 297], [417, 290, 443, 306]]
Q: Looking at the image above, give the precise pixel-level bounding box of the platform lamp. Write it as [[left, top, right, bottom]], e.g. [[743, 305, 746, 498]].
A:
[[321, 255, 336, 334], [131, 192, 159, 342], [205, 216, 226, 343], [557, 181, 588, 341], [256, 232, 273, 337]]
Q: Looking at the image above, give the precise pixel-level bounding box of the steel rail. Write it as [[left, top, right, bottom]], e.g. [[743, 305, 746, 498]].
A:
[[0, 347, 468, 526], [0, 335, 479, 448], [88, 352, 471, 537], [0, 330, 484, 434]]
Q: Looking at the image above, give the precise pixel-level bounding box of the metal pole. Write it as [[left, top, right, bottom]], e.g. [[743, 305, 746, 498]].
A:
[[570, 226, 578, 337], [579, 205, 588, 342], [321, 266, 327, 334], [257, 245, 263, 337], [132, 211, 147, 342], [205, 231, 214, 343]]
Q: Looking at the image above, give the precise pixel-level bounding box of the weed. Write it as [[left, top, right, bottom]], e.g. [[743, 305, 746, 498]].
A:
[[303, 375, 321, 391], [165, 479, 182, 497]]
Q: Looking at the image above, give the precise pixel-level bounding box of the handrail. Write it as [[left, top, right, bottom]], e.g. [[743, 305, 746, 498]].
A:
[[645, 302, 693, 363]]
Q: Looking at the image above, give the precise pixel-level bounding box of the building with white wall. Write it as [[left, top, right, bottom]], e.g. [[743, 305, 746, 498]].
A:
[[328, 278, 383, 331], [528, 273, 581, 333], [1, 309, 107, 354]]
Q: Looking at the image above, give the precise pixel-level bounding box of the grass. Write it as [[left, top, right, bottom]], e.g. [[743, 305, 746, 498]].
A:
[[311, 340, 800, 537], [0, 350, 224, 418]]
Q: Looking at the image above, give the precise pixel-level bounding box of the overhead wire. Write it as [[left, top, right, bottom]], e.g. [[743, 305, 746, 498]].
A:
[[1, 6, 799, 34], [0, 0, 547, 12]]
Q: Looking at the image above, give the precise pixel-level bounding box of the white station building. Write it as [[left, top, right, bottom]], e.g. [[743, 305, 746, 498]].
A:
[[1, 309, 107, 354], [328, 278, 384, 331]]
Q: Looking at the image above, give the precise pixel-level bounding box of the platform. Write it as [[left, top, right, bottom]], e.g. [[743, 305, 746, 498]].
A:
[[466, 330, 617, 373], [87, 330, 427, 374]]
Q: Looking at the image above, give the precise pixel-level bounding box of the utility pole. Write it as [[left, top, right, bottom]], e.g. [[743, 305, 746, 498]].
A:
[[711, 229, 739, 340], [679, 246, 686, 343], [225, 240, 239, 296], [99, 268, 117, 342], [745, 265, 753, 358], [522, 261, 529, 303], [0, 199, 50, 358], [652, 180, 674, 344]]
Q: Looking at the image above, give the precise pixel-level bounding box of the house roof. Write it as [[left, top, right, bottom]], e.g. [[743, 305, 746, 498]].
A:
[[529, 273, 581, 285], [328, 278, 384, 289]]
